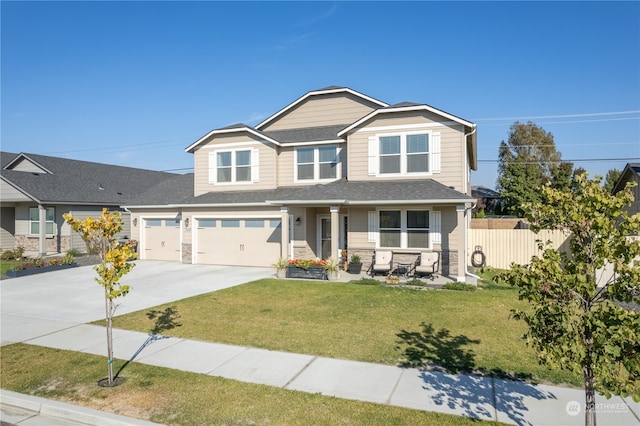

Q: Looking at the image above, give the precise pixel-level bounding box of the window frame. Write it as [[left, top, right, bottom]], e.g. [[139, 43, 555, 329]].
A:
[[377, 209, 430, 249], [294, 145, 340, 182], [376, 131, 431, 176], [29, 206, 55, 236], [210, 148, 255, 185]]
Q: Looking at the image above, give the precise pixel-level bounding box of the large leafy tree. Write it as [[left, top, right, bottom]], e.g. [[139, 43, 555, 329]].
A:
[[498, 175, 640, 426], [497, 122, 563, 217], [603, 168, 622, 193], [64, 209, 136, 386]]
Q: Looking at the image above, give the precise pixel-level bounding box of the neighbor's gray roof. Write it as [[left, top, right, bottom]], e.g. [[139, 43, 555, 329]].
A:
[[612, 162, 640, 194], [126, 178, 473, 208], [0, 152, 179, 205]]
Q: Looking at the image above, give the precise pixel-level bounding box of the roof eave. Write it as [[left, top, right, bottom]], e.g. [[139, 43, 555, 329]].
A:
[[185, 127, 282, 153]]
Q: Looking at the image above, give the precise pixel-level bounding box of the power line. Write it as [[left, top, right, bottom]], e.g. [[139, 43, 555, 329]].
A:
[[478, 158, 640, 164], [473, 110, 640, 122]]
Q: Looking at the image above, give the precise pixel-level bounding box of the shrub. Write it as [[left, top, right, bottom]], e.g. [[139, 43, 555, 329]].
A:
[[1, 250, 14, 261], [405, 278, 426, 287], [66, 248, 83, 257], [350, 277, 380, 286], [443, 282, 477, 291], [1, 246, 25, 261], [349, 254, 361, 264]]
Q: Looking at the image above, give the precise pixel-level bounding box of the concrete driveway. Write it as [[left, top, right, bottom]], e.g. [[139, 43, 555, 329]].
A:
[[0, 260, 273, 346]]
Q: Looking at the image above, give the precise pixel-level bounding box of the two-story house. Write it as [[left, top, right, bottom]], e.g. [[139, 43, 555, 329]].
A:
[[125, 86, 477, 281]]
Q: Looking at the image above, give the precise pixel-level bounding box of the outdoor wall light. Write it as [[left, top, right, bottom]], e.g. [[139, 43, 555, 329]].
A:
[[296, 217, 301, 225], [185, 218, 190, 228], [133, 218, 138, 227]]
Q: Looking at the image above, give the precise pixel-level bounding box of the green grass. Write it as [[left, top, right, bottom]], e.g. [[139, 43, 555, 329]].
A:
[[0, 260, 21, 275], [0, 344, 499, 425], [110, 276, 579, 386]]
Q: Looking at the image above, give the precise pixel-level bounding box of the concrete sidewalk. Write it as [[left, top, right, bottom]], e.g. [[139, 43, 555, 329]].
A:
[[2, 260, 639, 425], [5, 324, 639, 426]]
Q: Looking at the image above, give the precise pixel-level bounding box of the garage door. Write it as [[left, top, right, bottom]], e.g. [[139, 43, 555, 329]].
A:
[[195, 218, 281, 267], [143, 218, 181, 261]]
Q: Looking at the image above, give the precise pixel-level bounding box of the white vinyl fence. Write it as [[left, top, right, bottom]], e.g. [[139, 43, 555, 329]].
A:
[[469, 229, 571, 270]]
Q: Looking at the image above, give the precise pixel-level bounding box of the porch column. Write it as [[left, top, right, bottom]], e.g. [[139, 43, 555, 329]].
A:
[[38, 204, 47, 256], [280, 207, 289, 259], [330, 206, 339, 260], [456, 205, 466, 282]]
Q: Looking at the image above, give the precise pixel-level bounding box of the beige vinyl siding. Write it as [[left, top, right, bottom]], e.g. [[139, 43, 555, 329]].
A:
[[345, 112, 466, 191], [1, 180, 31, 202], [67, 207, 131, 251], [261, 92, 379, 131], [7, 158, 47, 173], [193, 133, 277, 196]]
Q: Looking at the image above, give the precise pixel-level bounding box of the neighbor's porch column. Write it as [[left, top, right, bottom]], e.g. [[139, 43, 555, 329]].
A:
[[456, 205, 466, 282], [38, 204, 47, 256], [330, 206, 340, 260], [280, 207, 289, 259]]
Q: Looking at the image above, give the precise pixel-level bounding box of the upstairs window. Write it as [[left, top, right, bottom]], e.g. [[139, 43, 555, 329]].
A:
[[369, 131, 440, 176], [295, 145, 338, 182], [29, 207, 55, 235], [209, 148, 259, 185]]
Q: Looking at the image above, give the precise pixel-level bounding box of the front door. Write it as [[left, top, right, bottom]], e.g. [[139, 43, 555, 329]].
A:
[[319, 216, 331, 260]]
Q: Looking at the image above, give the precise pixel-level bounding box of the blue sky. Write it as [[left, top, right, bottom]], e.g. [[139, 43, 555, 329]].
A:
[[2, 1, 639, 189]]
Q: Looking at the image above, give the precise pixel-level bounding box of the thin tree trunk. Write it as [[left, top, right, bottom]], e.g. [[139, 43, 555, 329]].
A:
[[105, 291, 114, 384], [584, 363, 596, 426]]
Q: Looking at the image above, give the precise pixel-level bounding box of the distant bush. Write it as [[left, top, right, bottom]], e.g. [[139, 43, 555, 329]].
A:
[[1, 246, 24, 261], [66, 248, 83, 257], [405, 278, 426, 287], [443, 282, 477, 292]]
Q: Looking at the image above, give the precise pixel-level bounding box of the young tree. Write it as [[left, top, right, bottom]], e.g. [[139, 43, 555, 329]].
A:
[[64, 209, 136, 386], [498, 174, 640, 426], [497, 122, 562, 217]]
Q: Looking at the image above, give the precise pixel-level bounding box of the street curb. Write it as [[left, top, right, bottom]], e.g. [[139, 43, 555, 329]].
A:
[[0, 389, 162, 425]]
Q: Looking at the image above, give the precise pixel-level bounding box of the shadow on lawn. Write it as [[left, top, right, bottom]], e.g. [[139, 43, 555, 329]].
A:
[[115, 306, 182, 378], [396, 322, 557, 425]]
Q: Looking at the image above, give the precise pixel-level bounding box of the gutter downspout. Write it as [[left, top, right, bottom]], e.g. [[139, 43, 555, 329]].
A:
[[464, 126, 480, 284]]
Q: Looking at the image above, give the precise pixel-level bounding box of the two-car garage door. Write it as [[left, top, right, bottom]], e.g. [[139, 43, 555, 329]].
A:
[[142, 217, 282, 267], [195, 218, 281, 267]]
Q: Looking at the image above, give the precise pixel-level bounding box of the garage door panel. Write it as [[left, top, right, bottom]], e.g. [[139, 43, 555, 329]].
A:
[[144, 219, 181, 261], [196, 218, 280, 267]]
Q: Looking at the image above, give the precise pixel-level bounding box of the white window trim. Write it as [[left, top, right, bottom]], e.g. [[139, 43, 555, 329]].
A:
[[375, 208, 433, 249], [369, 131, 440, 177], [294, 145, 341, 183], [28, 206, 55, 236], [209, 148, 259, 185]]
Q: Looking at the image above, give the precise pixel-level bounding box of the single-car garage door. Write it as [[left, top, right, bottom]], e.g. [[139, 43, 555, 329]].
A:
[[195, 218, 281, 267], [143, 218, 181, 261]]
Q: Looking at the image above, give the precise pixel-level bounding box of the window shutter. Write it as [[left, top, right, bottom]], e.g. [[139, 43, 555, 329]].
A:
[[368, 211, 378, 243], [209, 152, 217, 184], [431, 132, 441, 173], [368, 136, 378, 176], [251, 148, 260, 183], [430, 210, 441, 246]]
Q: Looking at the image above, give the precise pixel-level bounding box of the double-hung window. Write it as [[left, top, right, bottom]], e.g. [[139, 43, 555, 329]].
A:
[[210, 148, 257, 184], [295, 145, 338, 181], [29, 207, 55, 235], [378, 209, 430, 249], [370, 131, 438, 176]]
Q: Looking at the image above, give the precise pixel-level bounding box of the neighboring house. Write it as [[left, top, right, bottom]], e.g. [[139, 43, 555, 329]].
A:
[[125, 86, 478, 281], [471, 186, 503, 215], [612, 163, 640, 218], [0, 152, 177, 255]]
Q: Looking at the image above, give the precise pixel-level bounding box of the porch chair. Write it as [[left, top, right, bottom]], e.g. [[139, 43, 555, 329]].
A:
[[369, 250, 393, 276], [412, 251, 440, 280]]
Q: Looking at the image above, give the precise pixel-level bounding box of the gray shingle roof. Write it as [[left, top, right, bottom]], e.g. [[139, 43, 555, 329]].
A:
[[128, 177, 473, 207], [1, 152, 179, 205], [263, 125, 348, 143]]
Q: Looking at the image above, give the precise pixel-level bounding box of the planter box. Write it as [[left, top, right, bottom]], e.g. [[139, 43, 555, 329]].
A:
[[6, 262, 78, 278], [348, 263, 363, 274], [286, 266, 327, 280]]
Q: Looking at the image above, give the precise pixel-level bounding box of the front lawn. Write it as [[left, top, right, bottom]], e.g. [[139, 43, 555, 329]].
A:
[[0, 260, 21, 276], [111, 276, 580, 386]]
